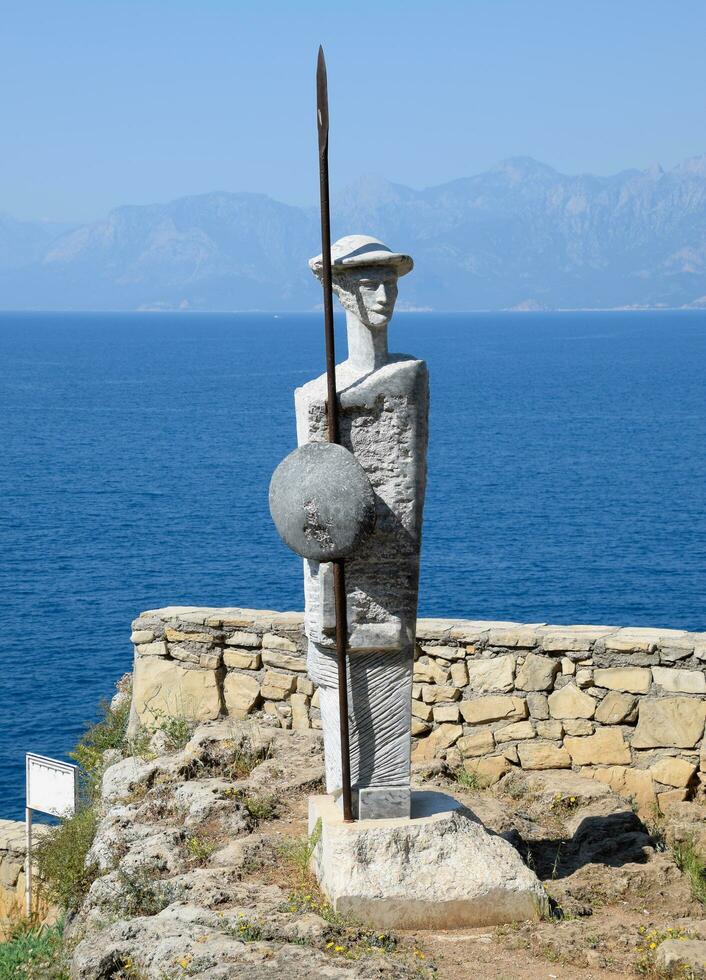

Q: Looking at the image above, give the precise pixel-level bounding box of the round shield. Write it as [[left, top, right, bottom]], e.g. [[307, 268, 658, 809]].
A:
[[269, 442, 376, 561]]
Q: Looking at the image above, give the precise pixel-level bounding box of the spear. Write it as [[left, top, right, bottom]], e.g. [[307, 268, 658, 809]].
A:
[[316, 46, 354, 823]]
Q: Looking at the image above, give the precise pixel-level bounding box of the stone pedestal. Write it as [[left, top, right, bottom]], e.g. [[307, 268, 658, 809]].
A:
[[308, 791, 547, 929]]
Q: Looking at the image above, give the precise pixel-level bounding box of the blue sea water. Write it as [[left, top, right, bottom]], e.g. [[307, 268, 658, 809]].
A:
[[1, 310, 705, 819]]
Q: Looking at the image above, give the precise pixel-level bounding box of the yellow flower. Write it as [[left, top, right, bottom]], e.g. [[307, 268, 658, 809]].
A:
[[649, 942, 657, 949], [334, 945, 345, 952], [326, 941, 335, 948]]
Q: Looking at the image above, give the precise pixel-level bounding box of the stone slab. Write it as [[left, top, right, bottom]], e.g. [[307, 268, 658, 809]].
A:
[[309, 792, 546, 929]]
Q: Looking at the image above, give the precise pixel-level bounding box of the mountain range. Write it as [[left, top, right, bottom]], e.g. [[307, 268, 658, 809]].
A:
[[2, 155, 706, 312]]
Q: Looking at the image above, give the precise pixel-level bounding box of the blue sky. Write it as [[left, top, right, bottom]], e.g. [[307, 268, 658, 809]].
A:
[[1, 0, 705, 221]]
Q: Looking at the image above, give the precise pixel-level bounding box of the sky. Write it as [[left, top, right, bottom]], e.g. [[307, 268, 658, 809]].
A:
[[1, 0, 705, 222]]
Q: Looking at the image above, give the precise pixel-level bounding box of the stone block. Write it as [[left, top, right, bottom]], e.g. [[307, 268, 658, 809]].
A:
[[517, 741, 571, 770], [654, 938, 706, 978], [604, 630, 658, 653], [622, 768, 657, 813], [564, 729, 630, 766], [575, 668, 593, 688], [457, 731, 495, 758], [223, 672, 261, 718], [222, 650, 261, 670], [652, 666, 706, 694], [130, 629, 155, 644], [411, 723, 463, 762], [411, 719, 431, 737], [593, 667, 652, 693], [421, 684, 461, 704], [466, 656, 516, 693], [594, 690, 636, 725], [633, 698, 706, 748], [535, 720, 563, 740], [526, 693, 549, 719], [562, 719, 593, 736], [290, 692, 311, 731], [548, 683, 596, 719], [262, 632, 298, 652], [414, 661, 449, 684], [464, 756, 510, 785], [561, 658, 575, 675], [486, 627, 539, 648], [297, 676, 315, 696], [449, 661, 469, 687], [412, 699, 433, 722], [309, 792, 546, 928], [165, 628, 214, 645], [169, 644, 201, 665], [495, 721, 535, 743], [224, 630, 261, 647], [515, 653, 559, 692], [658, 789, 690, 809], [650, 757, 697, 788], [135, 640, 168, 658], [262, 670, 296, 692], [261, 650, 307, 672], [420, 643, 466, 660], [199, 651, 222, 669], [433, 704, 461, 723], [311, 688, 320, 708], [459, 695, 527, 725], [132, 657, 220, 724]]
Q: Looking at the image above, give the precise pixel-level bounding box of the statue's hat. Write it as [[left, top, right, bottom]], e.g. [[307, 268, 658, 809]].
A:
[[309, 234, 413, 278]]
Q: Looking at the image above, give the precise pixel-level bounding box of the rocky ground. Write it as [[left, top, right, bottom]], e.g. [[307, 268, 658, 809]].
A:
[[65, 718, 706, 979]]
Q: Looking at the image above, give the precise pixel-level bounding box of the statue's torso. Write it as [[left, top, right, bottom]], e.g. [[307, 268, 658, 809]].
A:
[[295, 354, 429, 651]]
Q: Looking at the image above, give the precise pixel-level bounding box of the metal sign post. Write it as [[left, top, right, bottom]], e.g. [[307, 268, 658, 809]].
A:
[[25, 753, 78, 916]]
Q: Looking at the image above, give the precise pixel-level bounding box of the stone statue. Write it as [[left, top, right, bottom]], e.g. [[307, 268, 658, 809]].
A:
[[295, 234, 429, 819]]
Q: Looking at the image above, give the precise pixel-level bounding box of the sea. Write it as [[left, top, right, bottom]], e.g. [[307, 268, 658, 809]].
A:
[[1, 310, 705, 819]]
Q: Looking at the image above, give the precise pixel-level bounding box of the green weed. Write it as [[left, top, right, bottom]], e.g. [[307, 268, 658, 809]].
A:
[[672, 837, 706, 905], [34, 807, 99, 911], [0, 922, 67, 980]]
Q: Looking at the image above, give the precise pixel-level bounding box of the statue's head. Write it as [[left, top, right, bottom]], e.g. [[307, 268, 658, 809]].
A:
[[309, 235, 413, 330]]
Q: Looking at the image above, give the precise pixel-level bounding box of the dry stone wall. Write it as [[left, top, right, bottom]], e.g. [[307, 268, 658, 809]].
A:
[[130, 607, 706, 813], [0, 818, 49, 936]]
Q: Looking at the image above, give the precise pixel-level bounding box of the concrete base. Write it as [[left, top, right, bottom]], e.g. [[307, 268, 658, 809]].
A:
[[308, 791, 547, 929]]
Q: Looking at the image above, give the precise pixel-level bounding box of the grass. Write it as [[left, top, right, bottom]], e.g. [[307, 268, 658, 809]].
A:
[[635, 924, 692, 975], [34, 807, 99, 912], [116, 867, 173, 917], [672, 837, 706, 905], [0, 922, 68, 980], [453, 767, 482, 790], [224, 788, 279, 823], [70, 695, 131, 799], [185, 834, 217, 865]]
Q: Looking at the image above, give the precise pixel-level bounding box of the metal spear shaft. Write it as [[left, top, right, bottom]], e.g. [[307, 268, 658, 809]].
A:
[[316, 46, 354, 823]]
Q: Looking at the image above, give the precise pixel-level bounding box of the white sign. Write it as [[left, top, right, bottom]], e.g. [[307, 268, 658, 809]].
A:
[[25, 752, 79, 915], [26, 753, 78, 818]]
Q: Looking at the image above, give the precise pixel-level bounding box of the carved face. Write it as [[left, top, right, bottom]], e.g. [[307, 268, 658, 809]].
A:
[[332, 267, 399, 329]]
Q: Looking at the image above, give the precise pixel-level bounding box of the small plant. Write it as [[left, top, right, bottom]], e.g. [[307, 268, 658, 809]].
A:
[[227, 914, 267, 942], [224, 788, 279, 823], [116, 867, 172, 917], [453, 767, 482, 790], [185, 834, 216, 865], [550, 793, 579, 815], [635, 924, 692, 975], [0, 922, 67, 980], [71, 695, 131, 799], [672, 837, 706, 905], [34, 807, 99, 911], [142, 709, 193, 752], [278, 819, 321, 882]]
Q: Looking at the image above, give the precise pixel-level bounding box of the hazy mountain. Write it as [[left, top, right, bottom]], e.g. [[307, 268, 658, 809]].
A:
[[2, 155, 706, 311]]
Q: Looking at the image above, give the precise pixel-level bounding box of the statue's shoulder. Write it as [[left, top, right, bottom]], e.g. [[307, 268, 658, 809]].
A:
[[295, 355, 427, 409]]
